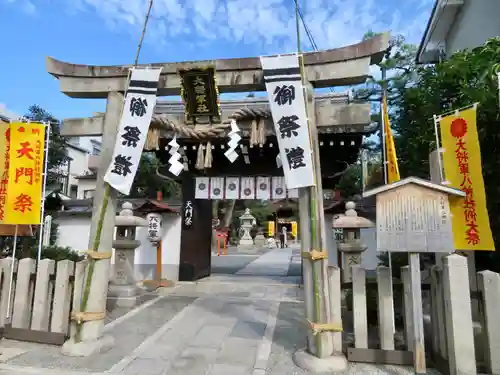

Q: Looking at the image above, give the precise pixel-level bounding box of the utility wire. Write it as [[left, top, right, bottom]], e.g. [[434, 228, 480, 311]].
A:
[[293, 0, 334, 92]]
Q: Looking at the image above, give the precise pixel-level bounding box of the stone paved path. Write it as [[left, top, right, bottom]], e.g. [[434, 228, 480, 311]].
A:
[[235, 248, 295, 276], [0, 250, 438, 375]]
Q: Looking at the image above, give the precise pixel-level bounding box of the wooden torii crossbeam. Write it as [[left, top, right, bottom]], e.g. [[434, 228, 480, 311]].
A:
[[46, 33, 389, 98]]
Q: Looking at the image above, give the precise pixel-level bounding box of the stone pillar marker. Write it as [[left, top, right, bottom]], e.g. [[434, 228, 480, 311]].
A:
[[107, 202, 147, 308], [333, 202, 374, 282], [238, 208, 255, 248]]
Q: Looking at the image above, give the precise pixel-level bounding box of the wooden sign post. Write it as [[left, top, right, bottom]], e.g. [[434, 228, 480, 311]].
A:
[[364, 177, 466, 374]]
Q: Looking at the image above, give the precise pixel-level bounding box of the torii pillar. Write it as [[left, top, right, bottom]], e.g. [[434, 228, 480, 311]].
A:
[[62, 92, 121, 356]]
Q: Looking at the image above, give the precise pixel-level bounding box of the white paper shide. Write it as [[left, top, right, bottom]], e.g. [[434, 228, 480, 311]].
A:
[[260, 54, 314, 189], [104, 68, 163, 195]]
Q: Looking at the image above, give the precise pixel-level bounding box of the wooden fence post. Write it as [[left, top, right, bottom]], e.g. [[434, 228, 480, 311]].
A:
[[351, 265, 368, 349], [31, 259, 55, 331], [401, 266, 414, 352], [12, 258, 36, 329], [442, 254, 476, 374], [477, 270, 500, 374], [377, 266, 395, 350], [51, 260, 76, 334]]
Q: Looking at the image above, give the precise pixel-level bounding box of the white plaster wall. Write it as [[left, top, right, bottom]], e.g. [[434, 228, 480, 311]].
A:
[[65, 136, 102, 180], [77, 179, 97, 199], [66, 147, 89, 188], [55, 213, 182, 282], [134, 214, 182, 281], [446, 0, 500, 56], [55, 217, 91, 252]]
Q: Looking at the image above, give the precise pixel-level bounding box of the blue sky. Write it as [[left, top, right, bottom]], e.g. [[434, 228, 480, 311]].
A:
[[0, 0, 434, 121]]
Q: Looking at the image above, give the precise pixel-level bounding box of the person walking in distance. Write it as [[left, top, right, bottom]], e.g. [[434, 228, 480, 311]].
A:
[[280, 226, 288, 248]]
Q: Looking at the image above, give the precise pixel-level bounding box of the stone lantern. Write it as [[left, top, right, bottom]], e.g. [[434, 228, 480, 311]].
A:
[[333, 201, 374, 282], [108, 202, 147, 308], [238, 208, 255, 248]]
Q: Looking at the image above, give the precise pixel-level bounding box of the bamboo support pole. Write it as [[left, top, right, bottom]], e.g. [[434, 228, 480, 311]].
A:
[[295, 0, 333, 357]]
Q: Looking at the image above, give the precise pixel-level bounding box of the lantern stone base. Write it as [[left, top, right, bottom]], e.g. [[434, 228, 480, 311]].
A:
[[238, 238, 254, 248], [293, 349, 348, 373], [62, 334, 114, 357], [107, 284, 141, 308], [254, 234, 266, 247]]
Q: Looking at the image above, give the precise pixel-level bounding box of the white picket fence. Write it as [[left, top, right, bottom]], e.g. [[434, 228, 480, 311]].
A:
[[342, 254, 500, 374], [341, 265, 414, 365], [0, 257, 86, 345]]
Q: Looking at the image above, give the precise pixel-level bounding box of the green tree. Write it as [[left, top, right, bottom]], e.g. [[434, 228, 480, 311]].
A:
[[23, 105, 67, 185], [337, 33, 416, 201], [335, 164, 361, 198], [353, 33, 425, 272], [129, 153, 180, 198], [391, 37, 500, 271]]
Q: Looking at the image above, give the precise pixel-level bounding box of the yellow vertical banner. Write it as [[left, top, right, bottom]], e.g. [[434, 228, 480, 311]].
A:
[[268, 221, 275, 237], [291, 221, 297, 238], [439, 106, 494, 250], [5, 122, 46, 225], [383, 96, 401, 184], [0, 123, 10, 223]]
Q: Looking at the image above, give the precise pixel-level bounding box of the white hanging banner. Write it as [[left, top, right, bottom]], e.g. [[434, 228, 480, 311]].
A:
[[225, 177, 240, 199], [195, 177, 210, 199], [260, 54, 315, 189], [287, 188, 299, 198], [271, 176, 286, 200], [104, 68, 163, 195], [210, 177, 224, 200], [240, 177, 256, 200], [256, 176, 271, 200]]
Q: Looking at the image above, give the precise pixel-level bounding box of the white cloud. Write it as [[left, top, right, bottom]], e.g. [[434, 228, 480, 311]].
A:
[[57, 0, 433, 52], [5, 0, 36, 14]]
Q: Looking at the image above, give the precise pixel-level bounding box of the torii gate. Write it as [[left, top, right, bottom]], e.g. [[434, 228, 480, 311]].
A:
[[47, 33, 390, 367]]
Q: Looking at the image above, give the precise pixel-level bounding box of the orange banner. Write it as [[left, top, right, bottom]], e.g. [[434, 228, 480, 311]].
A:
[[0, 123, 10, 223], [439, 106, 494, 250], [4, 122, 46, 225]]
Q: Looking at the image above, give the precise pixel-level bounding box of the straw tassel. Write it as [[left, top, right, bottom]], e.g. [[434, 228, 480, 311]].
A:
[[204, 142, 213, 169], [195, 144, 205, 170], [145, 128, 159, 150], [257, 117, 266, 146], [250, 119, 258, 147]]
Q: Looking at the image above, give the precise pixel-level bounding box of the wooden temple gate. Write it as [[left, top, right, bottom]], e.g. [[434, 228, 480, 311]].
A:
[[51, 34, 390, 282]]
